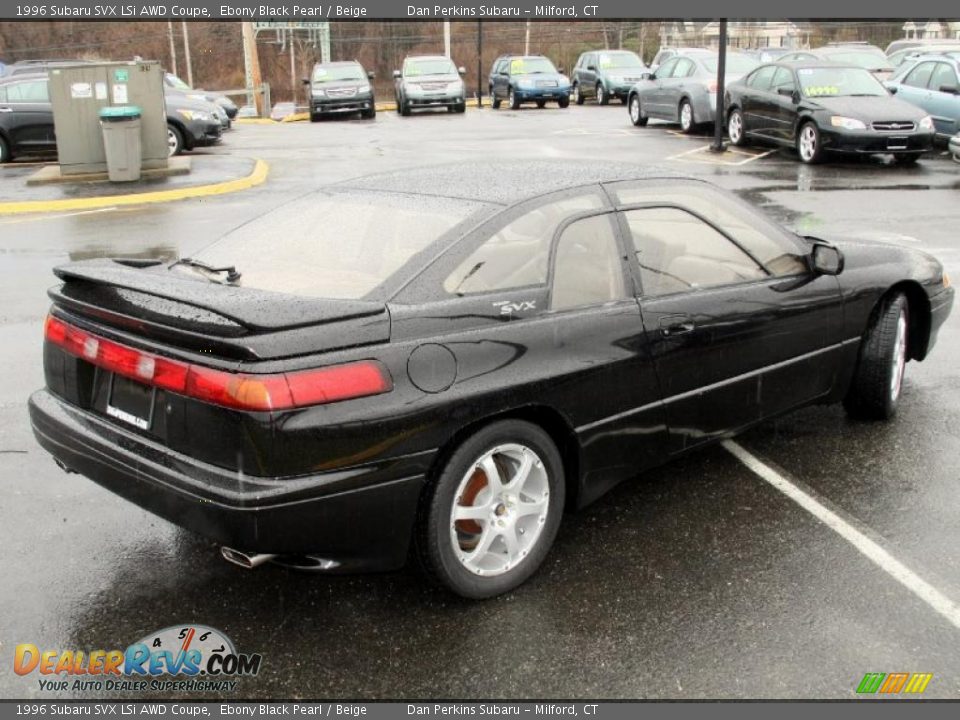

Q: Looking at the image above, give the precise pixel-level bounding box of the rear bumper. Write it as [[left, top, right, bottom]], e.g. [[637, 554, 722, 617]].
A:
[[29, 389, 429, 571]]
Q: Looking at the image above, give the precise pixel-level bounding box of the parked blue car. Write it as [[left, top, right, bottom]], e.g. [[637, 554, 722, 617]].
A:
[[885, 54, 960, 141], [489, 55, 571, 110]]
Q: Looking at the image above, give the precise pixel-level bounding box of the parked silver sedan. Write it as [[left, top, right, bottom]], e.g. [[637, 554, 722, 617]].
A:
[[626, 50, 759, 133]]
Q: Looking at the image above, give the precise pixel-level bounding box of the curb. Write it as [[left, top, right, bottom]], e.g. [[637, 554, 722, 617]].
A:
[[0, 159, 269, 216]]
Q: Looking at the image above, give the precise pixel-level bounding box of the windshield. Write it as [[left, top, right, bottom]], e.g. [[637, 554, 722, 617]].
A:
[[510, 57, 558, 74], [312, 64, 366, 83], [797, 66, 887, 97], [165, 73, 191, 90], [701, 54, 760, 73], [192, 191, 485, 300], [404, 58, 457, 76], [825, 51, 893, 71], [597, 52, 643, 69]]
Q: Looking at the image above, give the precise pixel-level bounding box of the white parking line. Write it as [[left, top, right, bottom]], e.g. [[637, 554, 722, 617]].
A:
[[723, 439, 960, 631], [666, 144, 778, 165]]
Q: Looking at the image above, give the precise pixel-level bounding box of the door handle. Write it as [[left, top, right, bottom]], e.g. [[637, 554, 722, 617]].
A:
[[659, 315, 695, 337], [0, 107, 13, 113]]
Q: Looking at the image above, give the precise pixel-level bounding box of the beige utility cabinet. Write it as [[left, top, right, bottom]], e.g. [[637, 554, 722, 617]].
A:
[[48, 61, 168, 175]]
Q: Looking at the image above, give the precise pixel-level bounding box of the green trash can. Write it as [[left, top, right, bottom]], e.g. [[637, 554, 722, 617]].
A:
[[99, 105, 142, 182]]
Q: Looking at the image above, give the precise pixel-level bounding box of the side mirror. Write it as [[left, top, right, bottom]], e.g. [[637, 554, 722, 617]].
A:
[[499, 70, 509, 76], [887, 85, 898, 95], [812, 243, 844, 276], [392, 70, 401, 79], [458, 66, 466, 75], [777, 86, 793, 97], [939, 84, 959, 95], [586, 64, 597, 72], [367, 71, 375, 80]]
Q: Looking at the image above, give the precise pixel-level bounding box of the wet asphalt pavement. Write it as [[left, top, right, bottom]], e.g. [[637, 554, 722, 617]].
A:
[[1, 104, 959, 700]]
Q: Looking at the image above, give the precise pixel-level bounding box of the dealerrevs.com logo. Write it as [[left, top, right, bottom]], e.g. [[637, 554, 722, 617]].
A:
[[14, 625, 262, 694]]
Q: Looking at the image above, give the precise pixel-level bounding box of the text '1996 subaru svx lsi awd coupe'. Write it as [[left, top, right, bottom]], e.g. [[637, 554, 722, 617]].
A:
[[29, 162, 953, 598]]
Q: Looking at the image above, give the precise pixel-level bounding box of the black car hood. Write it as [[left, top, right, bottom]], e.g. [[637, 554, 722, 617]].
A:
[[807, 95, 927, 121]]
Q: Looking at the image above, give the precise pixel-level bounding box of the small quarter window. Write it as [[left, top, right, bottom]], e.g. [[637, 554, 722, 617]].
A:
[[551, 214, 626, 310]]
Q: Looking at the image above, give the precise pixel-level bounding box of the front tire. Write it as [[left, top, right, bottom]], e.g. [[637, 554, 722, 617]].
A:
[[728, 108, 746, 146], [596, 82, 609, 106], [509, 88, 521, 110], [491, 87, 501, 109], [679, 99, 695, 134], [797, 121, 823, 164], [166, 124, 183, 157], [629, 94, 648, 127], [536, 99, 546, 109], [361, 105, 376, 120], [400, 99, 411, 117], [844, 293, 910, 421], [573, 83, 584, 105], [415, 420, 565, 599]]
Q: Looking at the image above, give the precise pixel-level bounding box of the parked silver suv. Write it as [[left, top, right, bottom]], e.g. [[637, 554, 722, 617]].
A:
[[393, 55, 466, 116]]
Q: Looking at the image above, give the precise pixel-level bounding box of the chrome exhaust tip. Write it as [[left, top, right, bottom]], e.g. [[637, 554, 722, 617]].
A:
[[220, 547, 278, 569]]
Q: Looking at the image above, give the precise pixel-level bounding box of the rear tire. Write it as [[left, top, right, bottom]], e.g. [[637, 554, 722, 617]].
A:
[[415, 420, 565, 599], [574, 83, 584, 105], [629, 94, 648, 127], [844, 293, 910, 421]]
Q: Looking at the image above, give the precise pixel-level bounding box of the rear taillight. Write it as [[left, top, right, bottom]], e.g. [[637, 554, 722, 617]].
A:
[[43, 315, 391, 411], [707, 79, 719, 94]]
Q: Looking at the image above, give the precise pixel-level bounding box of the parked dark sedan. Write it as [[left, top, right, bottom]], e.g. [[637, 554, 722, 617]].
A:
[[0, 72, 220, 161], [29, 162, 953, 598], [725, 62, 936, 164]]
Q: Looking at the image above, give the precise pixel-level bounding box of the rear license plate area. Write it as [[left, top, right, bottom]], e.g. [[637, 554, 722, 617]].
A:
[[106, 374, 155, 430]]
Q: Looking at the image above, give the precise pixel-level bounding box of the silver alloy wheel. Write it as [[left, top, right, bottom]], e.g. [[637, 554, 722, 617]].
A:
[[728, 110, 743, 144], [629, 95, 641, 124], [680, 101, 693, 131], [509, 88, 517, 108], [166, 127, 180, 157], [596, 84, 605, 104], [890, 310, 908, 402], [450, 443, 550, 577], [799, 124, 818, 162], [573, 84, 581, 103]]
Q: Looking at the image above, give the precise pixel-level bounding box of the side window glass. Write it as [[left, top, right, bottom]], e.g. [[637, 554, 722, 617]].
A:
[[904, 62, 935, 89], [748, 66, 777, 90], [612, 182, 807, 277], [623, 207, 767, 297], [672, 59, 693, 78], [551, 214, 626, 311], [657, 58, 678, 78], [444, 194, 604, 296], [6, 81, 48, 102], [930, 62, 957, 90], [771, 67, 796, 93]]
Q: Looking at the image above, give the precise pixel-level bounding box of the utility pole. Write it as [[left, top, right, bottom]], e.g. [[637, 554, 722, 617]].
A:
[[181, 20, 193, 87], [443, 20, 451, 58], [167, 20, 178, 76], [524, 20, 531, 54], [289, 32, 297, 104], [242, 21, 264, 116]]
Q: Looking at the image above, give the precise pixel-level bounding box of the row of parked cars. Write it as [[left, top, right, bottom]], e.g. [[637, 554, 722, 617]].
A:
[[0, 58, 236, 163], [624, 42, 960, 165]]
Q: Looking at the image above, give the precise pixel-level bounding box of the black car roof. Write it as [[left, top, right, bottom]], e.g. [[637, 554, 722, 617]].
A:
[[335, 161, 692, 206]]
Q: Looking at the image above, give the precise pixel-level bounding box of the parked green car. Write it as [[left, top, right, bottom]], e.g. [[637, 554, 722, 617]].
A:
[[572, 50, 648, 105]]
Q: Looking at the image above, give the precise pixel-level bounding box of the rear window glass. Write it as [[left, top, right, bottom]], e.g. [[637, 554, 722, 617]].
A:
[[193, 191, 486, 300], [701, 54, 759, 74]]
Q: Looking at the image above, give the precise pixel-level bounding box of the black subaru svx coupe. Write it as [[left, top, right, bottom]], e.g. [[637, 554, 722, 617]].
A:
[[29, 162, 953, 598]]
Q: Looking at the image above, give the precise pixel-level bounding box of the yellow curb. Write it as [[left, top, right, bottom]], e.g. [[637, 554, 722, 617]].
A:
[[0, 159, 269, 216], [234, 118, 276, 125]]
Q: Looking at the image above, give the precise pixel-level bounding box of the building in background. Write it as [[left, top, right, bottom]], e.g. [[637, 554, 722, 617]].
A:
[[659, 21, 811, 50]]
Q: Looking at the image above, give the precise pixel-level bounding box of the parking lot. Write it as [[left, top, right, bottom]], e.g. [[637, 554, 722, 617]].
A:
[[2, 103, 959, 699]]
